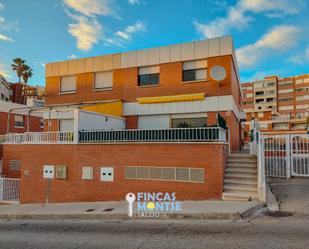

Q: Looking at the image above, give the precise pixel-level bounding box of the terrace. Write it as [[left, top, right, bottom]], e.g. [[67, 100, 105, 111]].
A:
[[0, 127, 227, 144]]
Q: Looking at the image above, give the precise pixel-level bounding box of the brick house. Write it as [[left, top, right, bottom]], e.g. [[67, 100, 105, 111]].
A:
[[1, 36, 250, 203]]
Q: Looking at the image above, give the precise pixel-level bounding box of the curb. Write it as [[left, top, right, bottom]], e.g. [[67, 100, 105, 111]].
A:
[[0, 212, 241, 221], [266, 183, 280, 212]]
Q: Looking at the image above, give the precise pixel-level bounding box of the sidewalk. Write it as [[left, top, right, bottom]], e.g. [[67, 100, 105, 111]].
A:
[[0, 200, 264, 220]]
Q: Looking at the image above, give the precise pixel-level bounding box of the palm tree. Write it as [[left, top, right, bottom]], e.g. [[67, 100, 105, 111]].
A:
[[11, 58, 26, 84], [22, 66, 33, 104]]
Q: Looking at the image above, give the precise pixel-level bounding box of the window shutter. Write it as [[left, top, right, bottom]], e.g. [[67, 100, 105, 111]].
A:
[[139, 66, 159, 75], [14, 115, 24, 122], [60, 76, 76, 92], [195, 69, 207, 80], [94, 71, 113, 90], [183, 60, 207, 70]]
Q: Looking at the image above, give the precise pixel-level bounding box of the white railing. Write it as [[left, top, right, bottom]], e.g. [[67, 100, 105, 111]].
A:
[[0, 128, 227, 144], [0, 177, 20, 202], [0, 131, 74, 144], [79, 127, 227, 143]]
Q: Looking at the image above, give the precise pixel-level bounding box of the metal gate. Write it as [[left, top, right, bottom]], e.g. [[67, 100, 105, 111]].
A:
[[259, 133, 309, 178], [0, 177, 20, 202], [291, 134, 309, 176]]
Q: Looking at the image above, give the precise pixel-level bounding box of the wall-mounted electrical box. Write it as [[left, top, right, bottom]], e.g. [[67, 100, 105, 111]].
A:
[[55, 165, 67, 179], [43, 165, 55, 179], [100, 167, 114, 182], [82, 166, 93, 180]]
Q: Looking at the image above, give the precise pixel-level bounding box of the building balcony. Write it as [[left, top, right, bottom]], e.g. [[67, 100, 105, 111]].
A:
[[0, 127, 227, 144]]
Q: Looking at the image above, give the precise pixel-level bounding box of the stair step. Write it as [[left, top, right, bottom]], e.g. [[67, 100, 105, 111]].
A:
[[229, 153, 257, 158], [222, 192, 258, 201], [224, 184, 257, 192], [226, 163, 257, 169], [225, 172, 257, 179], [227, 158, 257, 164], [226, 168, 257, 174], [224, 179, 257, 186]]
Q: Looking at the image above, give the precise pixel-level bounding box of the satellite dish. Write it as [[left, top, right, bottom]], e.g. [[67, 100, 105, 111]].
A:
[[210, 65, 226, 82]]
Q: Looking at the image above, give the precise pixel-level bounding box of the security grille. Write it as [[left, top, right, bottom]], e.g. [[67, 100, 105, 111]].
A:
[[10, 160, 21, 170], [125, 166, 204, 183]]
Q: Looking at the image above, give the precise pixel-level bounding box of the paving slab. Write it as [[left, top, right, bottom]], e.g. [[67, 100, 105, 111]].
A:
[[0, 200, 263, 220]]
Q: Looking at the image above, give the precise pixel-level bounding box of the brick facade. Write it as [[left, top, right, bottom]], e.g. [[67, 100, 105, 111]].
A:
[[0, 112, 43, 135], [45, 56, 240, 107], [2, 143, 227, 203]]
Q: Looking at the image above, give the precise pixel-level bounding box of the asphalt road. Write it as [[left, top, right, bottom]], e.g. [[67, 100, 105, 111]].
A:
[[0, 215, 309, 249]]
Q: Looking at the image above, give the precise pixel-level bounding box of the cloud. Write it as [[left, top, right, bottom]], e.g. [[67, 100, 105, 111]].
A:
[[0, 3, 3, 11], [67, 14, 102, 51], [68, 54, 77, 59], [194, 7, 252, 38], [195, 0, 305, 38], [0, 33, 13, 42], [236, 25, 301, 67], [288, 45, 309, 65], [128, 0, 141, 5], [0, 62, 10, 78], [115, 21, 145, 40], [240, 0, 305, 17], [63, 0, 114, 17]]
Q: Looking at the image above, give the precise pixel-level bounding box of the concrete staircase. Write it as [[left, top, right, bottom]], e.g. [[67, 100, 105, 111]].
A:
[[222, 152, 258, 201]]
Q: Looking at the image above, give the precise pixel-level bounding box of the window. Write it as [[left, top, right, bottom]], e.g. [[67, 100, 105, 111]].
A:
[[60, 76, 76, 93], [94, 71, 113, 90], [59, 119, 74, 131], [182, 60, 207, 82], [273, 123, 289, 130], [14, 115, 24, 128], [10, 160, 21, 170], [278, 89, 294, 94], [171, 117, 207, 128], [125, 166, 204, 183], [279, 81, 293, 86], [138, 66, 159, 86]]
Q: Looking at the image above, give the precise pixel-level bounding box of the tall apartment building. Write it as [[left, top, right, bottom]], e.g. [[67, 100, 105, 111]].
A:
[[0, 75, 10, 102], [242, 74, 309, 138]]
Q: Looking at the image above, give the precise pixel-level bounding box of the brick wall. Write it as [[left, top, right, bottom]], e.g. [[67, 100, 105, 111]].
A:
[[3, 143, 227, 203], [45, 56, 235, 105], [0, 112, 43, 135]]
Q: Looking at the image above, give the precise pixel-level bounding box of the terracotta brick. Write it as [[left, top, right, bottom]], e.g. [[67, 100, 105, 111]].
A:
[[3, 143, 227, 203]]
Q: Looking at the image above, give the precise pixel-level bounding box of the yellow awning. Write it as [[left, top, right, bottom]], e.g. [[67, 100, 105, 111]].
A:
[[136, 93, 205, 104]]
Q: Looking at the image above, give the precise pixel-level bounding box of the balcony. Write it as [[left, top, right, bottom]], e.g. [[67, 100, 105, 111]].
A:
[[0, 127, 227, 144]]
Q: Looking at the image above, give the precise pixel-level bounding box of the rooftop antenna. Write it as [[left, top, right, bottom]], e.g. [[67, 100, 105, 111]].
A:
[[210, 65, 226, 86]]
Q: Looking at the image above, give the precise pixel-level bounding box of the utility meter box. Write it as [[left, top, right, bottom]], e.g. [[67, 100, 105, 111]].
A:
[[43, 165, 55, 179], [100, 167, 114, 182], [82, 166, 93, 180], [55, 165, 68, 179]]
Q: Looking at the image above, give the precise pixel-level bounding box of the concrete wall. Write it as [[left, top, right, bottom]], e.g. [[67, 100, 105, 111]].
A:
[[2, 143, 227, 203]]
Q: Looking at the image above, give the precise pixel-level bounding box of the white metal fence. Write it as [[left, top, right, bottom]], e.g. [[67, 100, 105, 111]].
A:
[[79, 127, 227, 143], [0, 131, 74, 144], [259, 133, 309, 178], [0, 177, 20, 202]]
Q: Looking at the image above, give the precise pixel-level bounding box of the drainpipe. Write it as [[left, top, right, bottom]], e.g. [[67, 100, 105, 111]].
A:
[[7, 109, 14, 134]]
